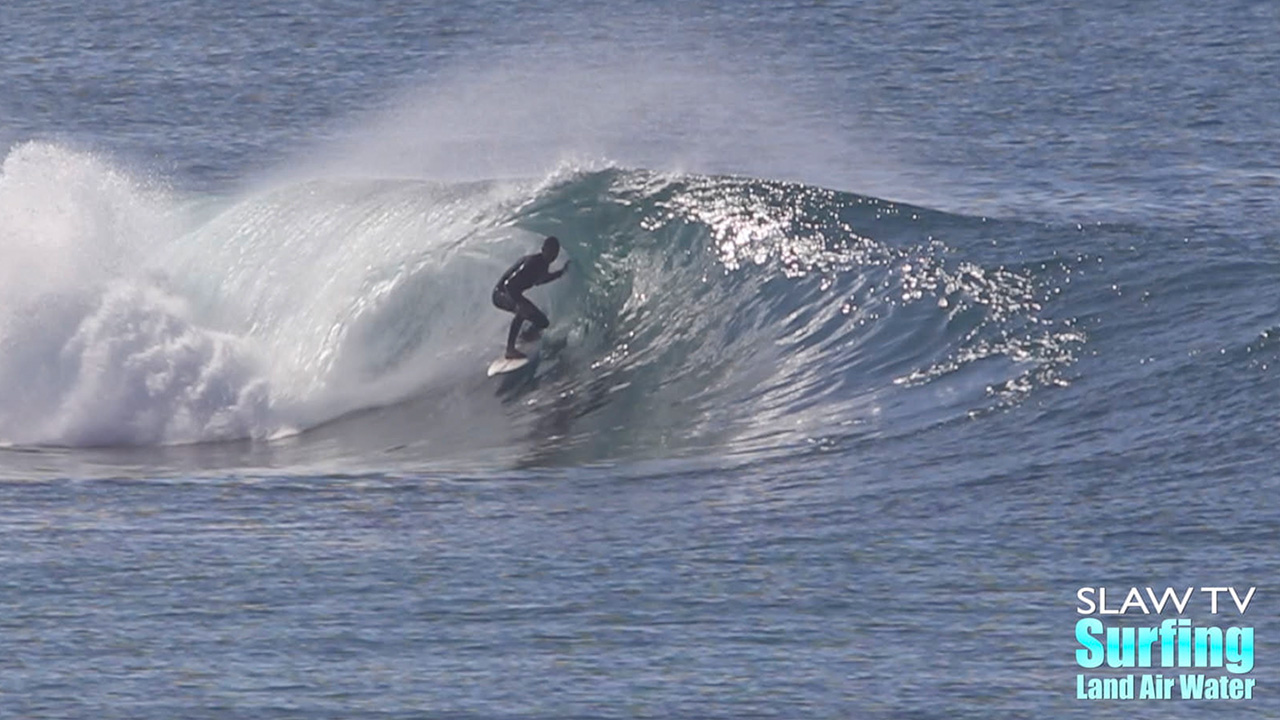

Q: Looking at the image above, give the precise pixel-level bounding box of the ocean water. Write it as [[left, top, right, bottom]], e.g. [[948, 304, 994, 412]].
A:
[[1, 0, 1278, 717]]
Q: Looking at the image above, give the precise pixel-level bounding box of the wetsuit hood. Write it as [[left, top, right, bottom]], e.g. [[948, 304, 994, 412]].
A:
[[541, 236, 560, 261]]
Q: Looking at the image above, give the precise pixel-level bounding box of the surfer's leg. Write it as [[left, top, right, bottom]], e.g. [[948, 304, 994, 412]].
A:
[[506, 315, 525, 359], [513, 297, 548, 342], [516, 296, 549, 329], [495, 287, 526, 358], [492, 286, 516, 312]]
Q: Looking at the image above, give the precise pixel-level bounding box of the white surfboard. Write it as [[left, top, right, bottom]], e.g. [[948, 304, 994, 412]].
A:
[[487, 355, 531, 376], [487, 331, 542, 377], [487, 338, 543, 376]]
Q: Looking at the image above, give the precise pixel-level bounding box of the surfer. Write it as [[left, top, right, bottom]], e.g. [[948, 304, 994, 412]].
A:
[[492, 236, 570, 359]]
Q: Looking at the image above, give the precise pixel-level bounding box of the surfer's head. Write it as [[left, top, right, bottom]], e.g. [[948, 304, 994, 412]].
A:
[[542, 236, 560, 261]]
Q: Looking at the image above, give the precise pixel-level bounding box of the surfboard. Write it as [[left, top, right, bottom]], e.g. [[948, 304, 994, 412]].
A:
[[487, 338, 541, 377], [487, 355, 530, 376]]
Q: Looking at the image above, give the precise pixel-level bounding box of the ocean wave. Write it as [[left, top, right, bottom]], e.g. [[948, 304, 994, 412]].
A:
[[0, 143, 1082, 461]]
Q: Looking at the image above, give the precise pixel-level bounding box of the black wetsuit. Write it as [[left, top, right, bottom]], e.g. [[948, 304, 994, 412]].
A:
[[492, 253, 565, 355]]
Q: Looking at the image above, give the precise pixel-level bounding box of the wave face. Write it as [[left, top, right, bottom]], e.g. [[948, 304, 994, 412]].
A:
[[0, 143, 1082, 463]]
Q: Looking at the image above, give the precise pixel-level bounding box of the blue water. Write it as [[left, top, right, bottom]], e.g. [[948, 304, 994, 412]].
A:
[[2, 1, 1278, 717]]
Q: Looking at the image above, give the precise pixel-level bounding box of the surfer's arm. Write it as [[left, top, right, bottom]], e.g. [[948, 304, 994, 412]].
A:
[[539, 261, 570, 285]]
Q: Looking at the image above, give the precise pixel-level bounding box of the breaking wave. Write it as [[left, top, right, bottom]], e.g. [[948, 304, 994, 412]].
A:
[[0, 142, 1082, 463]]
